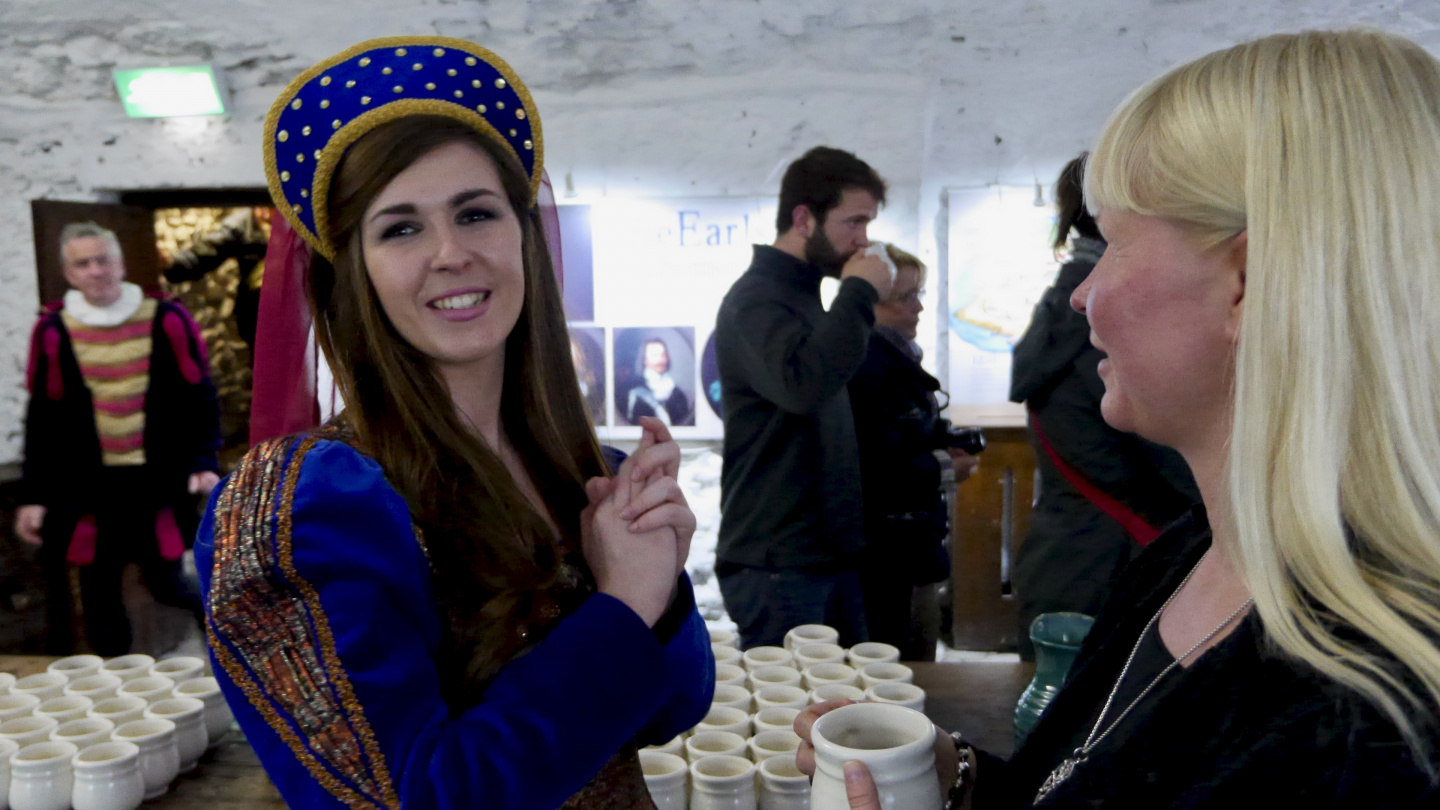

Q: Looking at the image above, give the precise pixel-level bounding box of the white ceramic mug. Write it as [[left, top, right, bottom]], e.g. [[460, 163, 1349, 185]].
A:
[[714, 664, 747, 690], [0, 673, 15, 697], [751, 707, 801, 736], [49, 717, 116, 752], [639, 750, 688, 810], [808, 684, 865, 706], [801, 663, 858, 691], [35, 696, 93, 726], [689, 755, 756, 810], [741, 647, 795, 673], [864, 682, 926, 713], [695, 706, 750, 739], [793, 642, 846, 670], [0, 718, 60, 751], [748, 666, 802, 692], [706, 628, 738, 649], [46, 656, 102, 684], [0, 738, 16, 809], [684, 731, 747, 765], [99, 656, 154, 685], [758, 754, 811, 810], [63, 675, 122, 704], [8, 740, 76, 810], [111, 719, 178, 800], [147, 658, 205, 687], [143, 698, 206, 774], [747, 729, 801, 764], [173, 678, 232, 747], [643, 735, 686, 759], [116, 677, 175, 706], [10, 675, 65, 705], [752, 686, 808, 712], [783, 624, 840, 652], [808, 702, 941, 810], [711, 645, 742, 668], [710, 684, 752, 713], [845, 643, 901, 668], [859, 662, 914, 690], [0, 695, 41, 723], [86, 697, 146, 730], [71, 741, 145, 810]]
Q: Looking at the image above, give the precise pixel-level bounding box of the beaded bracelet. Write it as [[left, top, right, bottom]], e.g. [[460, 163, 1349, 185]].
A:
[[943, 731, 975, 810]]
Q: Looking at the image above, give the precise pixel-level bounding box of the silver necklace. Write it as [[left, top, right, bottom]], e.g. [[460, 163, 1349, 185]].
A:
[[1033, 552, 1254, 804]]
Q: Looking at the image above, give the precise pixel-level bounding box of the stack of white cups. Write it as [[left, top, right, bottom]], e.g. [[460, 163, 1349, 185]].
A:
[[0, 652, 234, 810], [639, 624, 931, 810]]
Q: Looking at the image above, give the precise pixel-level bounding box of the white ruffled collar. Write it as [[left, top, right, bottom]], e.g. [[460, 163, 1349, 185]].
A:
[[63, 283, 144, 327]]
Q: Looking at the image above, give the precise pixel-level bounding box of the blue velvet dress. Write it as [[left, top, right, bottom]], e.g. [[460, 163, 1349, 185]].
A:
[[194, 434, 715, 809]]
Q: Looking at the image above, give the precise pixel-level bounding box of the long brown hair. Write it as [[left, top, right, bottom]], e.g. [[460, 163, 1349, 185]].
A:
[[308, 115, 608, 706], [1052, 152, 1101, 251]]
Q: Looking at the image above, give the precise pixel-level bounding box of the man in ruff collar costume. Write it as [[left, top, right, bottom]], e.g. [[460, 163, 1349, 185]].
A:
[[195, 37, 713, 809]]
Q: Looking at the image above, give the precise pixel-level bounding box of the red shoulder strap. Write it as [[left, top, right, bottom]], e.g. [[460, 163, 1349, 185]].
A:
[[1028, 406, 1162, 547]]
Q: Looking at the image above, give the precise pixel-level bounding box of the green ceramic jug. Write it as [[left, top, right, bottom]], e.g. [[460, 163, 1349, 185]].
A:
[[1015, 612, 1095, 748]]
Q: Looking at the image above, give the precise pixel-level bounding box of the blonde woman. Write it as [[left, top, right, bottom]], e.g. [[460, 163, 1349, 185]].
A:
[[798, 29, 1440, 808]]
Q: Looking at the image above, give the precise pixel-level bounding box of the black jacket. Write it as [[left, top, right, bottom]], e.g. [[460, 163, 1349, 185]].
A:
[[848, 329, 949, 584], [1009, 245, 1198, 650], [974, 505, 1440, 808], [715, 246, 877, 569]]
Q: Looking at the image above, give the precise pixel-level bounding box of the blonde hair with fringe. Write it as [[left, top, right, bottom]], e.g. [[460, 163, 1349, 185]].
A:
[[1087, 29, 1440, 760]]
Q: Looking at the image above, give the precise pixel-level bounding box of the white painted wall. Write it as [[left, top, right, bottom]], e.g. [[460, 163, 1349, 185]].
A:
[[2, 0, 1438, 461]]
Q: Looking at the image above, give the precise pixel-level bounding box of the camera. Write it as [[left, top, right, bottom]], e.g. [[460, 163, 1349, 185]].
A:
[[930, 419, 986, 455]]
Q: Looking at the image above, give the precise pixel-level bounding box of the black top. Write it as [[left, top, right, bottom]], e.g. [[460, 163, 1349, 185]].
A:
[[715, 245, 877, 569], [973, 505, 1440, 808], [1068, 619, 1176, 763]]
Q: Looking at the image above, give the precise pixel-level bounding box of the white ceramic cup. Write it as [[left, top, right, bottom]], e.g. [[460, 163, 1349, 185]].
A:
[[684, 731, 747, 765], [111, 719, 178, 800], [63, 675, 122, 704], [35, 696, 93, 726], [864, 682, 927, 713], [783, 624, 840, 652], [46, 656, 103, 684], [710, 684, 752, 713], [11, 675, 65, 705], [711, 645, 742, 668], [793, 642, 847, 670], [173, 678, 232, 747], [808, 684, 866, 706], [0, 695, 41, 723], [748, 729, 801, 764], [752, 686, 808, 712], [802, 663, 859, 691], [741, 647, 795, 673], [689, 754, 756, 810], [8, 740, 76, 810], [758, 754, 811, 810], [49, 717, 116, 752], [859, 662, 914, 689], [638, 750, 688, 810], [643, 735, 686, 759], [846, 642, 901, 668], [751, 707, 801, 736], [99, 656, 155, 685], [695, 706, 750, 739], [706, 628, 738, 649], [748, 666, 802, 692], [0, 673, 15, 697], [86, 697, 146, 730], [147, 658, 205, 688], [143, 698, 206, 774], [116, 677, 174, 706], [0, 738, 16, 809], [714, 664, 747, 690], [0, 717, 59, 751], [71, 741, 145, 810], [809, 702, 942, 810]]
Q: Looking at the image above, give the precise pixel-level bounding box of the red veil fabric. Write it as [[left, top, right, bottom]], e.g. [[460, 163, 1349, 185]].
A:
[[248, 172, 565, 446]]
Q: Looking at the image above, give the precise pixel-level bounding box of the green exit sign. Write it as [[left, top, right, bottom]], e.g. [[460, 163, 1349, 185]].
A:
[[113, 65, 226, 118]]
